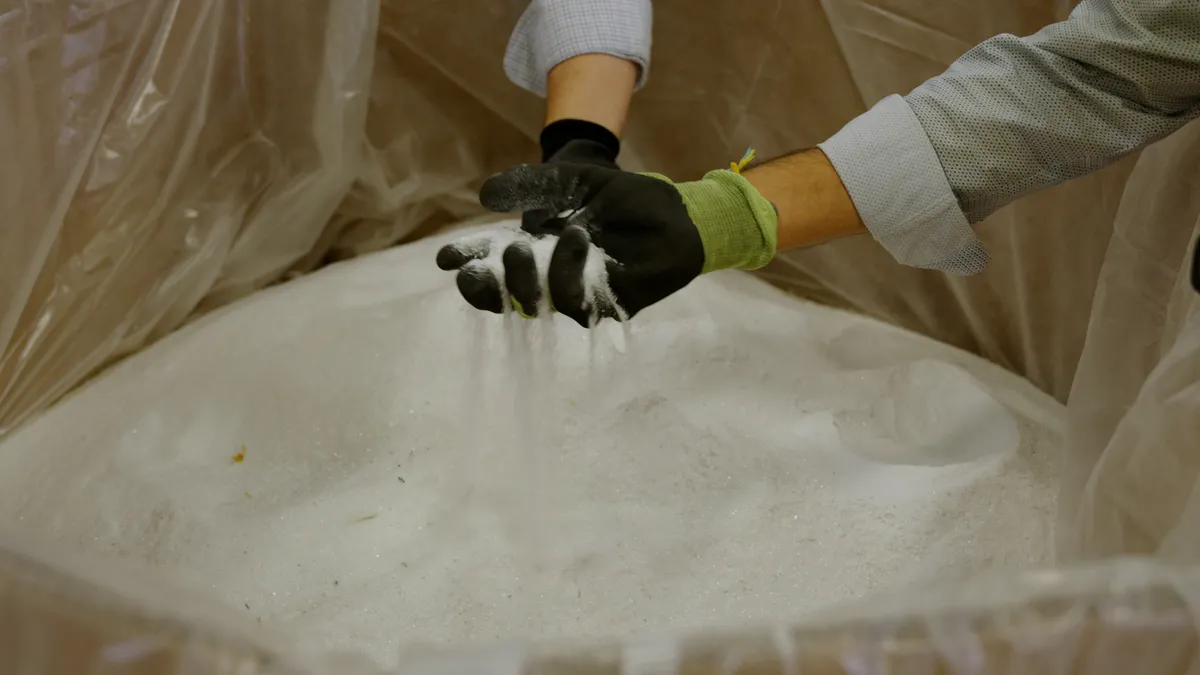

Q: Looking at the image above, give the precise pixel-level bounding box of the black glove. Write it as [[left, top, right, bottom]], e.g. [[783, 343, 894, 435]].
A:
[[436, 160, 779, 327], [436, 163, 703, 326], [436, 119, 651, 325], [522, 119, 621, 236]]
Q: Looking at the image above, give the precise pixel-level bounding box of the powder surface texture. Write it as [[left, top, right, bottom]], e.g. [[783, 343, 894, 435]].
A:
[[0, 223, 1061, 668]]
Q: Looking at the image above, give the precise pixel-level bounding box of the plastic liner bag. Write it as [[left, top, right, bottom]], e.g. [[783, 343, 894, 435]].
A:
[[4, 532, 1200, 675], [0, 0, 377, 437], [0, 0, 1128, 437], [0, 0, 1199, 668], [0, 0, 537, 440], [323, 2, 535, 263], [1059, 121, 1200, 562]]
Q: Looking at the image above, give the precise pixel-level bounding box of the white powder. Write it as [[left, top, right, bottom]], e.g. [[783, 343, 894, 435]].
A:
[[448, 226, 523, 310], [445, 221, 620, 323], [529, 236, 557, 317], [581, 241, 625, 323], [0, 223, 1061, 668]]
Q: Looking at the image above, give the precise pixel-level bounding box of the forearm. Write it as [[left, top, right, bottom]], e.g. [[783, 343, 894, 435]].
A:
[[815, 0, 1200, 275], [743, 150, 865, 251], [503, 0, 652, 99], [908, 0, 1200, 223], [545, 53, 638, 135]]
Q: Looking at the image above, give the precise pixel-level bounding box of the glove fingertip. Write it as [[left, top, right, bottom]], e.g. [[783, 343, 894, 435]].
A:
[[479, 164, 538, 213], [503, 241, 543, 317], [436, 245, 467, 271], [548, 225, 593, 327], [437, 234, 494, 270], [456, 265, 504, 314]]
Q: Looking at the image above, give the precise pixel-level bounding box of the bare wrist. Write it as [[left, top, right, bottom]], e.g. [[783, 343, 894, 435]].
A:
[[744, 149, 866, 252], [545, 54, 638, 135]]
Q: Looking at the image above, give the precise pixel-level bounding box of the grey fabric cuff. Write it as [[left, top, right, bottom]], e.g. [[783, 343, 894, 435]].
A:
[[818, 95, 989, 276], [504, 0, 652, 97]]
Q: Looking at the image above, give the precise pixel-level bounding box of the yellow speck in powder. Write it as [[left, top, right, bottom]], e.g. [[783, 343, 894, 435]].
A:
[[233, 446, 246, 463]]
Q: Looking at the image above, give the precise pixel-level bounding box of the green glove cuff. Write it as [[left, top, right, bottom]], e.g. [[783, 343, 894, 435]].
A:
[[642, 170, 778, 274]]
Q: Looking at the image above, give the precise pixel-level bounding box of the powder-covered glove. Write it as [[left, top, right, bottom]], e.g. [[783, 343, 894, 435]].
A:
[[436, 152, 778, 327], [521, 119, 621, 236]]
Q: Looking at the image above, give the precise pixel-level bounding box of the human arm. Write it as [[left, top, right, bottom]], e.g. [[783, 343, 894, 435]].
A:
[[442, 0, 1200, 323], [436, 152, 861, 325], [814, 0, 1200, 275], [534, 54, 638, 169], [741, 149, 865, 251], [505, 0, 651, 160], [545, 54, 638, 138]]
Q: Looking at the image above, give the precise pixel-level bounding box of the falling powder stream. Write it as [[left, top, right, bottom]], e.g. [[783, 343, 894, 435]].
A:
[[504, 310, 540, 547], [442, 311, 492, 539], [451, 227, 639, 554], [463, 300, 636, 560]]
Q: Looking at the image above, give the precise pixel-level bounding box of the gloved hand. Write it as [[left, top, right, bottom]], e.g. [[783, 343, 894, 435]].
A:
[[521, 119, 621, 236], [436, 152, 778, 327]]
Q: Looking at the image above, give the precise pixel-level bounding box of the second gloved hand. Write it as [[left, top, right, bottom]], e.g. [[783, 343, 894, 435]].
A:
[[436, 159, 778, 327]]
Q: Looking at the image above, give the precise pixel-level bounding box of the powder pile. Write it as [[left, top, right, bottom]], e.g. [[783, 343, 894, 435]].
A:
[[0, 224, 1061, 668]]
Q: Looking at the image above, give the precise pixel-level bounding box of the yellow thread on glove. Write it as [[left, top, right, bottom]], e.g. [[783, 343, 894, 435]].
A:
[[729, 147, 756, 174], [510, 297, 534, 319]]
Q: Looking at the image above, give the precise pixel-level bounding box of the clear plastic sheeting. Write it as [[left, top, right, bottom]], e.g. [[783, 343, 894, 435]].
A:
[[0, 0, 377, 436], [0, 0, 1199, 671], [4, 536, 1200, 675], [0, 0, 537, 438], [1058, 121, 1200, 563]]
